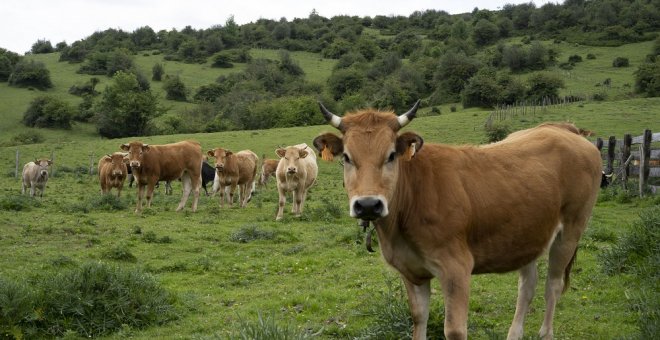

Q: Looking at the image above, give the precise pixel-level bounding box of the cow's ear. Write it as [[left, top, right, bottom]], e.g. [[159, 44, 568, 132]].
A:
[[226, 151, 233, 156], [142, 144, 150, 152], [206, 150, 215, 158], [299, 149, 308, 158], [396, 132, 424, 161], [120, 143, 130, 151], [276, 148, 286, 158], [313, 133, 343, 162], [34, 158, 39, 164], [122, 157, 129, 164], [47, 159, 53, 165], [103, 155, 112, 163]]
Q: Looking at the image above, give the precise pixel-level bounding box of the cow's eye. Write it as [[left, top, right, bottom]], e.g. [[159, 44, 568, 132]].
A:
[[386, 152, 396, 163], [342, 153, 351, 165]]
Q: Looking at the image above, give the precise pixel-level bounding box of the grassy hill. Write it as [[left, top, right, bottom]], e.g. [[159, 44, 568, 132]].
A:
[[0, 40, 659, 339]]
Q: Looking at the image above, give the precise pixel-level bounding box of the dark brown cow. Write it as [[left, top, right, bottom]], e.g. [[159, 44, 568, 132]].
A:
[[258, 156, 280, 188], [207, 148, 258, 208], [98, 152, 128, 197], [313, 101, 602, 340], [121, 140, 202, 213]]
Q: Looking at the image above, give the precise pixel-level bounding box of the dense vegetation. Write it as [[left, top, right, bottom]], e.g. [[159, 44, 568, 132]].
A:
[[1, 0, 658, 138]]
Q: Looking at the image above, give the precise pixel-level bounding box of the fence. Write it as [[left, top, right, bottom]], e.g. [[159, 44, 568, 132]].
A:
[[13, 150, 97, 178], [484, 95, 586, 128], [595, 129, 660, 196]]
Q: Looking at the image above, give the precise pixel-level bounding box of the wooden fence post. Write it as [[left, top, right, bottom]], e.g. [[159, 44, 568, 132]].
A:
[[15, 149, 19, 178], [621, 134, 632, 189], [606, 136, 616, 175], [639, 129, 652, 197]]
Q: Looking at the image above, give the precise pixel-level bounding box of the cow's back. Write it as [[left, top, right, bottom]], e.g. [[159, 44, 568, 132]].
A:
[[142, 141, 202, 181], [235, 150, 258, 183]]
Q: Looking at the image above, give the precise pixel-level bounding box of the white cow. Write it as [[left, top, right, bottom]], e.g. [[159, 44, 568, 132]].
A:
[[22, 158, 52, 197], [275, 143, 318, 220]]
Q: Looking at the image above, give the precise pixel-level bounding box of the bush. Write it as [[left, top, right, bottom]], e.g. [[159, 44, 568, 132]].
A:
[[0, 262, 179, 338], [0, 48, 22, 82], [484, 123, 511, 143], [211, 52, 234, 68], [612, 57, 630, 67], [634, 60, 660, 97], [10, 131, 44, 145], [587, 53, 597, 60], [30, 39, 54, 54], [163, 75, 188, 101], [102, 244, 137, 262], [229, 225, 275, 243], [8, 60, 53, 90], [22, 95, 75, 129], [152, 62, 164, 81], [568, 54, 583, 63], [0, 194, 42, 211], [526, 72, 564, 101]]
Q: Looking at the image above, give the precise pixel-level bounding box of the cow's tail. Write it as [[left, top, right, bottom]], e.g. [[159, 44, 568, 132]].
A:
[[562, 248, 578, 294]]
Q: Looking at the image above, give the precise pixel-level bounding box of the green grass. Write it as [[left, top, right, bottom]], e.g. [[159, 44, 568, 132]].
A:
[[0, 41, 659, 339]]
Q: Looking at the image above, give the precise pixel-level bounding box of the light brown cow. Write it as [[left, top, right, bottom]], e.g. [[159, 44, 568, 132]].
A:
[[258, 155, 280, 188], [22, 158, 52, 197], [207, 148, 258, 208], [312, 101, 602, 340], [121, 140, 202, 213], [98, 152, 128, 197], [275, 143, 318, 221]]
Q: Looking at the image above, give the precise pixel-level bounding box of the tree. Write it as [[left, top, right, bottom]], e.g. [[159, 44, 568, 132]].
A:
[[8, 60, 53, 90], [472, 19, 500, 46], [211, 52, 233, 68], [152, 63, 164, 81], [526, 72, 564, 101], [634, 60, 660, 97], [23, 96, 75, 129], [94, 71, 161, 138], [31, 39, 54, 54], [327, 67, 366, 100], [0, 48, 21, 82], [431, 52, 480, 103], [462, 68, 501, 108], [163, 75, 188, 101]]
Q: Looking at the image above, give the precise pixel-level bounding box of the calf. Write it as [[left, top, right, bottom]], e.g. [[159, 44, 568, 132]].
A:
[[201, 161, 216, 196], [207, 148, 258, 207], [259, 155, 280, 188], [22, 158, 52, 197], [121, 140, 203, 213], [275, 143, 318, 220], [98, 152, 128, 197]]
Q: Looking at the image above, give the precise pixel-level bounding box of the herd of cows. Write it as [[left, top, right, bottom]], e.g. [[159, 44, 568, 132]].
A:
[[22, 140, 319, 220], [19, 102, 605, 340]]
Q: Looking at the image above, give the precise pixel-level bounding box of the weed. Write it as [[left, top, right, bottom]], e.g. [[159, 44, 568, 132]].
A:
[[0, 194, 41, 211], [102, 244, 137, 262], [231, 312, 313, 339], [229, 224, 276, 243]]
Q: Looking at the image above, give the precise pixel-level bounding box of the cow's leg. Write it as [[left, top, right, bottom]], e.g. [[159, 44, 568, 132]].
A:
[[135, 184, 145, 213], [402, 277, 431, 340], [117, 185, 122, 198], [298, 189, 309, 215], [239, 184, 248, 207], [539, 225, 584, 340], [39, 183, 45, 197], [293, 189, 304, 216], [228, 182, 237, 207], [30, 183, 36, 197], [276, 187, 286, 221], [507, 260, 538, 340], [145, 181, 156, 208], [436, 251, 471, 340], [177, 174, 192, 212], [190, 174, 201, 212], [22, 180, 26, 195]]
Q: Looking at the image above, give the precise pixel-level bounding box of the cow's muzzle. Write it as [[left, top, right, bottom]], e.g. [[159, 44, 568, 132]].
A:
[[350, 195, 388, 221], [40, 170, 48, 178], [130, 161, 141, 168], [287, 167, 297, 174]]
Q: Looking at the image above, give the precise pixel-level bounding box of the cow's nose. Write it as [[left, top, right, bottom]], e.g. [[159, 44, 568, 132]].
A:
[[352, 196, 385, 220], [287, 167, 297, 173], [130, 161, 140, 168]]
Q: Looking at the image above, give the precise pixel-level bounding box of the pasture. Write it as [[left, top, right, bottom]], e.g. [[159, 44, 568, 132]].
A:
[[1, 101, 658, 338]]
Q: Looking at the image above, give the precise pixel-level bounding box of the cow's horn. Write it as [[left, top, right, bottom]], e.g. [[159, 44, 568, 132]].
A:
[[397, 99, 421, 128], [318, 102, 342, 130]]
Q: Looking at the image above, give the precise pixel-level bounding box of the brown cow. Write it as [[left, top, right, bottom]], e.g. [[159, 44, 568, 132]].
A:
[[98, 152, 128, 197], [22, 158, 52, 197], [275, 143, 318, 221], [121, 140, 202, 213], [258, 155, 280, 188], [207, 148, 258, 208], [312, 101, 602, 340]]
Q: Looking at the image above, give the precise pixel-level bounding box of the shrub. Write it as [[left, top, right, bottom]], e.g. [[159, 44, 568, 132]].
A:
[[0, 262, 179, 338], [211, 52, 234, 68], [634, 60, 660, 97], [484, 123, 511, 143], [526, 72, 564, 101], [152, 63, 164, 81], [587, 53, 597, 60], [22, 95, 75, 129], [231, 313, 312, 339], [163, 75, 188, 101], [10, 131, 44, 145], [102, 244, 137, 262], [8, 60, 53, 90], [30, 39, 54, 54], [568, 54, 583, 63], [450, 105, 457, 112], [229, 225, 275, 243], [612, 57, 630, 67], [0, 194, 41, 211]]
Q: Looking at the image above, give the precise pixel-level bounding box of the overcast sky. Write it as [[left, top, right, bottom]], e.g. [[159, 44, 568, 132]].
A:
[[1, 0, 550, 54]]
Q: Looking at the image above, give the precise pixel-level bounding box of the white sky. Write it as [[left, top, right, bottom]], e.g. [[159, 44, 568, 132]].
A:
[[1, 0, 551, 55]]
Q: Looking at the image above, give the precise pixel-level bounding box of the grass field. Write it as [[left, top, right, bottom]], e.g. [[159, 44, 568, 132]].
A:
[[0, 40, 659, 339]]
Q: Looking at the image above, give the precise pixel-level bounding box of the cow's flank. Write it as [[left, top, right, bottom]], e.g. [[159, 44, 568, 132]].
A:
[[22, 158, 52, 197], [259, 157, 280, 188], [313, 101, 601, 340], [207, 148, 258, 208], [98, 152, 128, 197], [275, 143, 318, 221], [121, 140, 202, 213]]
